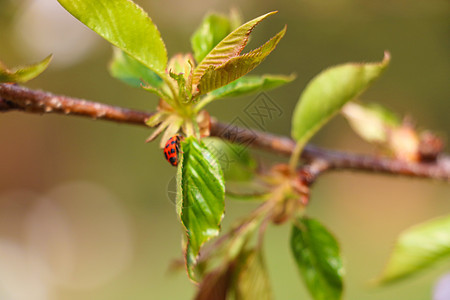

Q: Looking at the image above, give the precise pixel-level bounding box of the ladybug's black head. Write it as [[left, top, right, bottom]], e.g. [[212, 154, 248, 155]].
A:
[[169, 156, 178, 166]]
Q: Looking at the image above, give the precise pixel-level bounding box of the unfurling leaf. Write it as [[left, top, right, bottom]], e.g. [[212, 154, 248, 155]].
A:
[[377, 215, 450, 284], [191, 13, 235, 64], [109, 48, 163, 88], [58, 0, 167, 75], [177, 137, 225, 281], [193, 11, 278, 85], [167, 54, 195, 77], [0, 55, 52, 83], [167, 53, 195, 99], [291, 217, 344, 300], [291, 52, 390, 150], [234, 250, 273, 300], [197, 26, 286, 95]]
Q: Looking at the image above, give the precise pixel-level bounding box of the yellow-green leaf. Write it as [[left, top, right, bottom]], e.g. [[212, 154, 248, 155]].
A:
[[291, 217, 344, 300], [342, 102, 400, 144], [377, 215, 450, 284], [58, 0, 167, 75], [193, 11, 277, 85], [177, 137, 225, 281], [291, 52, 390, 151], [197, 26, 286, 95], [0, 55, 52, 83], [191, 13, 234, 64]]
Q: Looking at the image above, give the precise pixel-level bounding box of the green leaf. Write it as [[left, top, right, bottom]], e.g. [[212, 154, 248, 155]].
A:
[[203, 137, 256, 181], [234, 250, 273, 300], [178, 137, 225, 281], [193, 11, 277, 85], [58, 0, 167, 75], [191, 13, 234, 64], [342, 102, 400, 144], [0, 55, 52, 83], [377, 215, 450, 284], [291, 52, 390, 148], [109, 48, 162, 88], [209, 74, 295, 99], [197, 26, 286, 95], [290, 217, 344, 300]]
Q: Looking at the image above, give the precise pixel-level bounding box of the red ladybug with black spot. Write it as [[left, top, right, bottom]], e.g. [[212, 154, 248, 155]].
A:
[[164, 135, 183, 166]]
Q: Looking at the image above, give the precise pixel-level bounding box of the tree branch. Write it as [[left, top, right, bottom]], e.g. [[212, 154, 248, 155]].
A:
[[1, 83, 449, 182], [0, 83, 151, 125]]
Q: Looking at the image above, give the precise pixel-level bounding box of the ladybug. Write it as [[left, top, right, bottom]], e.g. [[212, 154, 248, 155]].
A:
[[164, 135, 183, 166]]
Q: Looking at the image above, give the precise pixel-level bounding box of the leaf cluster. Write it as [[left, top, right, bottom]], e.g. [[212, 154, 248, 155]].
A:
[[2, 1, 448, 299]]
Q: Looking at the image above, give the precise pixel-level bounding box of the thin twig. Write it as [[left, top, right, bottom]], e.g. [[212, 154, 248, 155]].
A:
[[1, 83, 449, 181]]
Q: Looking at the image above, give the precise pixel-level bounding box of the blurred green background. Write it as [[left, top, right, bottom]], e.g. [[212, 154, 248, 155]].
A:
[[0, 0, 449, 299]]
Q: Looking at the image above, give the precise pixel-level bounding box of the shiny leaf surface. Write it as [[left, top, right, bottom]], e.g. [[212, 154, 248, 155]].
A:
[[291, 217, 344, 300], [58, 0, 167, 75], [177, 137, 225, 281], [291, 52, 390, 149]]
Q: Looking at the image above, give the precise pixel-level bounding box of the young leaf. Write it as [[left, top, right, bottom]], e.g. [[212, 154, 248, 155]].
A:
[[145, 115, 171, 143], [191, 13, 234, 64], [291, 52, 390, 149], [193, 11, 277, 85], [178, 137, 225, 281], [203, 137, 256, 181], [159, 117, 183, 148], [58, 0, 167, 75], [342, 102, 400, 144], [209, 74, 295, 99], [377, 215, 450, 284], [197, 26, 287, 95], [109, 48, 163, 88], [234, 250, 273, 300], [290, 217, 344, 300], [167, 54, 195, 78], [0, 55, 52, 83]]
